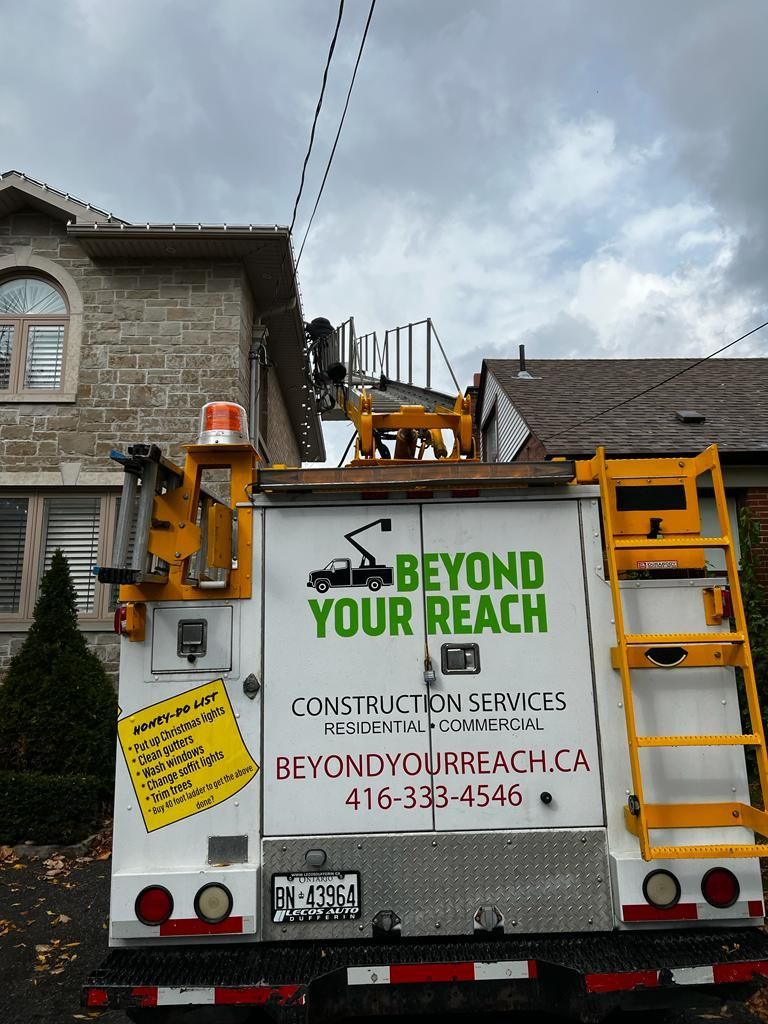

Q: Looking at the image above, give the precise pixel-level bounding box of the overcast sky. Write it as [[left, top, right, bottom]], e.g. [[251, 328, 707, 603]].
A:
[[2, 0, 767, 461]]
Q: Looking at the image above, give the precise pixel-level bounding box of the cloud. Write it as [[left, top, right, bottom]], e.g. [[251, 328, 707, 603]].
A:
[[2, 0, 767, 470]]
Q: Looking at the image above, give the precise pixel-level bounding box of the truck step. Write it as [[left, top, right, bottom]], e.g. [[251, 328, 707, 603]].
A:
[[636, 734, 761, 748]]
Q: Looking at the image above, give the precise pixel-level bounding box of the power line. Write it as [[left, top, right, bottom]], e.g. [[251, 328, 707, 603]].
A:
[[295, 0, 377, 269], [288, 0, 345, 235], [542, 318, 768, 444]]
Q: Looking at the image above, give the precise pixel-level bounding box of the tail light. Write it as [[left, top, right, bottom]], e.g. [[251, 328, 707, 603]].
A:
[[135, 886, 174, 926], [701, 867, 740, 908], [721, 588, 734, 618], [194, 883, 233, 924], [642, 869, 681, 909]]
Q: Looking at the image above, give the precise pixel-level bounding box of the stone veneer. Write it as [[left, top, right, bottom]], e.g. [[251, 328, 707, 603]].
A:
[[0, 209, 303, 682]]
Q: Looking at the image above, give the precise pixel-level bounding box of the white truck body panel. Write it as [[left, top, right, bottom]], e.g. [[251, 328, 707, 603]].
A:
[[109, 487, 762, 947]]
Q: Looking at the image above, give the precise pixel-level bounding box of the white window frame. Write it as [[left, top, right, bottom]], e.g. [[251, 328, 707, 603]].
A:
[[0, 491, 121, 630]]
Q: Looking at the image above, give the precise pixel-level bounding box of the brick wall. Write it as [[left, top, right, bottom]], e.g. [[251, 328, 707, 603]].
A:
[[742, 488, 768, 589]]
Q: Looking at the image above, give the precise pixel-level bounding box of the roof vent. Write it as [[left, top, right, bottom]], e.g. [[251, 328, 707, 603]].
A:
[[675, 410, 706, 424], [516, 343, 534, 379]]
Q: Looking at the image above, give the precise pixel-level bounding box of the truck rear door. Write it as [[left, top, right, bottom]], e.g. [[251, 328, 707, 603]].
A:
[[422, 498, 604, 832], [262, 504, 432, 836]]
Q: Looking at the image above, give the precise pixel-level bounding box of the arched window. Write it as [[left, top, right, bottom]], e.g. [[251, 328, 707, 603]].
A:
[[0, 276, 68, 393]]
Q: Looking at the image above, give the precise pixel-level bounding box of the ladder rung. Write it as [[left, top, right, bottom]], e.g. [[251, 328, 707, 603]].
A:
[[637, 734, 760, 748], [614, 536, 729, 549], [614, 641, 746, 669], [649, 845, 768, 860], [624, 632, 744, 644]]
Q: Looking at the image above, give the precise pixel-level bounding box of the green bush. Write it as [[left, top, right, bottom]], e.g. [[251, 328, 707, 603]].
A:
[[0, 770, 104, 845], [0, 549, 117, 778]]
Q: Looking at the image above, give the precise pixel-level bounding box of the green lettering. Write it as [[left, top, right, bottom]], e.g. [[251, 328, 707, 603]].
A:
[[521, 551, 544, 588], [422, 552, 440, 591], [361, 597, 387, 637], [499, 594, 521, 633], [426, 595, 451, 634], [465, 552, 490, 591], [389, 597, 414, 636], [308, 599, 333, 638], [492, 552, 518, 590], [335, 598, 358, 638], [440, 552, 466, 590], [396, 553, 420, 591], [523, 593, 548, 633], [474, 594, 501, 633], [452, 594, 472, 634]]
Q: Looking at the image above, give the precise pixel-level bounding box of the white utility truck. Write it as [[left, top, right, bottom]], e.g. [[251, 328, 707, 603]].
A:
[[83, 389, 768, 1022]]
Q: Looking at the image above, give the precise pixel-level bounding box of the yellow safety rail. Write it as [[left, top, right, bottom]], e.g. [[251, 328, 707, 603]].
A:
[[577, 445, 768, 860]]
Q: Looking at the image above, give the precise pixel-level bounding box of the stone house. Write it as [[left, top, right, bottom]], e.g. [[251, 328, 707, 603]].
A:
[[475, 356, 768, 582], [0, 170, 324, 680]]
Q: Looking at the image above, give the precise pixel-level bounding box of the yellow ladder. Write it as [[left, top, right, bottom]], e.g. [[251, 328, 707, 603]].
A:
[[578, 444, 768, 860]]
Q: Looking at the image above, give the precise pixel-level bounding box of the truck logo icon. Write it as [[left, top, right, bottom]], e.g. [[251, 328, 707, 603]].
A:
[[307, 518, 395, 594]]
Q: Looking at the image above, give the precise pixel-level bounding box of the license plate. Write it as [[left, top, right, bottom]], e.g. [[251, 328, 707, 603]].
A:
[[271, 871, 361, 922]]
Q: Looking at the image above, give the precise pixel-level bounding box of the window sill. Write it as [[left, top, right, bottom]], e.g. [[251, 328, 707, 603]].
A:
[[0, 392, 77, 404], [0, 619, 116, 634]]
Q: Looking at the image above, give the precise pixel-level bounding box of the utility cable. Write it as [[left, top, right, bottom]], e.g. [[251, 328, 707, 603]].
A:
[[542, 318, 768, 443], [288, 0, 345, 235], [295, 0, 377, 269]]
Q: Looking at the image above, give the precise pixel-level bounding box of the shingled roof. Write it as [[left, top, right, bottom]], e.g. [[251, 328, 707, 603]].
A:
[[481, 358, 768, 460]]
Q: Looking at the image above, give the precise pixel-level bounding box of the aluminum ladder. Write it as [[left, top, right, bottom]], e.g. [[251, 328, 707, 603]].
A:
[[579, 444, 768, 860]]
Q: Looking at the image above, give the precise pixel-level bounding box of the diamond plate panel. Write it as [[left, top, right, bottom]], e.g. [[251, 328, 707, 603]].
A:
[[262, 828, 611, 940]]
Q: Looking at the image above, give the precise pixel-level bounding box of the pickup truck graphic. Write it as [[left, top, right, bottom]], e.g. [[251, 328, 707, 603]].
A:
[[307, 518, 395, 593]]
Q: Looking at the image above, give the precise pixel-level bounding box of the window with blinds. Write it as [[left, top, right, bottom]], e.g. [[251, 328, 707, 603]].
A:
[[0, 324, 13, 390], [0, 498, 27, 613], [24, 325, 64, 389], [0, 275, 68, 395], [41, 497, 101, 613]]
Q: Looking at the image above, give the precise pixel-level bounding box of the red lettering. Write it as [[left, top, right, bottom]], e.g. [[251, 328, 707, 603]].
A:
[[511, 750, 528, 773], [276, 757, 290, 780], [326, 755, 343, 778], [402, 753, 422, 776], [529, 750, 546, 772], [554, 749, 571, 772], [477, 750, 489, 774], [573, 748, 590, 772], [443, 751, 459, 774], [461, 751, 476, 773]]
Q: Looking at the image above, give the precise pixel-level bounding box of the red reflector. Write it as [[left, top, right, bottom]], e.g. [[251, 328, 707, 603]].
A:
[[135, 886, 174, 926], [713, 960, 768, 984], [85, 988, 109, 1007], [701, 867, 740, 909], [722, 588, 733, 618], [114, 605, 127, 635], [390, 962, 475, 984]]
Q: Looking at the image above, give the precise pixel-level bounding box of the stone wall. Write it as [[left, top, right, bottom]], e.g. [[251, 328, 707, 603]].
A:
[[0, 208, 306, 685]]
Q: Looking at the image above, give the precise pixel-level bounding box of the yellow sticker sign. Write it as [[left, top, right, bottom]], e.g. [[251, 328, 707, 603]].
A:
[[118, 679, 259, 832]]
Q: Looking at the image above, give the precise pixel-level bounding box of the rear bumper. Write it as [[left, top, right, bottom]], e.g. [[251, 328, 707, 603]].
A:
[[83, 927, 768, 1018]]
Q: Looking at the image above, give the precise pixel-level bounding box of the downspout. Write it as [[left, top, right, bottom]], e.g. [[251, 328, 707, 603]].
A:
[[249, 297, 297, 449]]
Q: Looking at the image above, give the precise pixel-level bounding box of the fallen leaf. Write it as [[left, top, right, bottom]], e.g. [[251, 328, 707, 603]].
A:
[[35, 944, 51, 953]]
